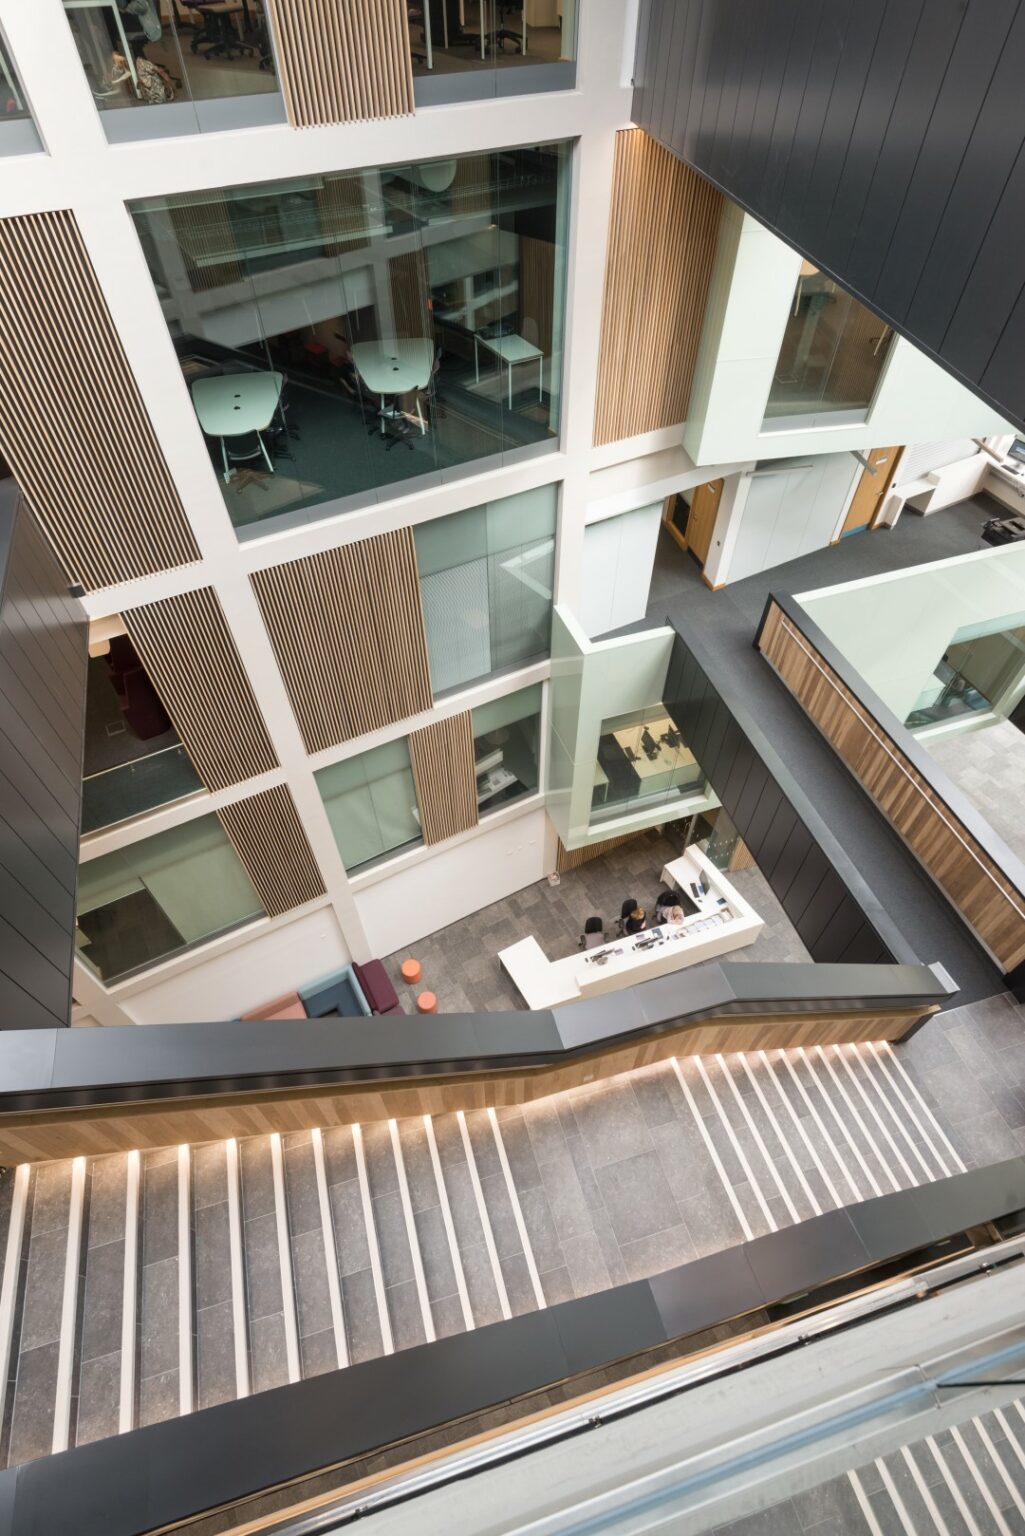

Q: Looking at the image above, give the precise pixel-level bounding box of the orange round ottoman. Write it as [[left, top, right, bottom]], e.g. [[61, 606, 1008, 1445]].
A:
[[416, 991, 437, 1014], [401, 958, 422, 984]]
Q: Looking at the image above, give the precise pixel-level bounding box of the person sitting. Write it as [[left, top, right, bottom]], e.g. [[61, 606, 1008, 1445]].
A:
[[665, 905, 686, 926], [617, 897, 638, 936], [653, 889, 676, 924], [624, 906, 646, 935], [579, 916, 606, 950]]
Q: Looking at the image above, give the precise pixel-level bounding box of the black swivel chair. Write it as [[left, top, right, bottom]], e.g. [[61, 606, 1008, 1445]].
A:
[[616, 898, 638, 937], [578, 916, 606, 951]]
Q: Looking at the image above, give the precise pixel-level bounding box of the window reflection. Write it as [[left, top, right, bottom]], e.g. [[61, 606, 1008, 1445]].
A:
[[905, 624, 1025, 730], [130, 143, 569, 535], [764, 264, 894, 428], [471, 683, 542, 813], [76, 814, 264, 982], [62, 0, 278, 115]]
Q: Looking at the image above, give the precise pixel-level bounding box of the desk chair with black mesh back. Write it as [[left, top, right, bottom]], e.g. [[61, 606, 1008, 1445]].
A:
[[494, 0, 525, 49], [578, 917, 606, 951], [191, 0, 255, 58]]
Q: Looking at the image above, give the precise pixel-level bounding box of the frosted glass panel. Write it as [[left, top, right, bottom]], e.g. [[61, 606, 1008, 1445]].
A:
[[415, 485, 557, 695], [317, 739, 422, 873]]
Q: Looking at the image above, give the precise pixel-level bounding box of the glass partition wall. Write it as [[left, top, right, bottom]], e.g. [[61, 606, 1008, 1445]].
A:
[[130, 142, 569, 536], [763, 264, 894, 429], [410, 1, 577, 93], [316, 740, 422, 876], [591, 706, 704, 826], [471, 683, 541, 813], [63, 0, 280, 132], [76, 815, 264, 982], [0, 34, 41, 153]]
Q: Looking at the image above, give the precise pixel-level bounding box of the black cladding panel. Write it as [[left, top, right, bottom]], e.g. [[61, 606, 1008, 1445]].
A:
[[663, 629, 900, 967], [633, 0, 1025, 431], [0, 488, 87, 1030]]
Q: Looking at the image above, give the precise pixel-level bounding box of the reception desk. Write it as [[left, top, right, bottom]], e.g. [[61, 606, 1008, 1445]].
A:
[[499, 848, 763, 1009]]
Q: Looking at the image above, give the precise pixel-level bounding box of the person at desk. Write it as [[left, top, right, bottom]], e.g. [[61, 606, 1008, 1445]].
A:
[[624, 906, 646, 935], [640, 726, 660, 760], [665, 905, 686, 926]]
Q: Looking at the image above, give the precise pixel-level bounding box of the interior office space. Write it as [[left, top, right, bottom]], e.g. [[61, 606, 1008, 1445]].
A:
[[0, 1, 1025, 1532]]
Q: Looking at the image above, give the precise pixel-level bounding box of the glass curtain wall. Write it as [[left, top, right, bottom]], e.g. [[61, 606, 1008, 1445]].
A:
[[414, 486, 557, 696], [129, 143, 569, 536], [62, 0, 279, 120], [591, 707, 704, 826], [409, 1, 576, 84], [317, 739, 422, 874], [763, 265, 894, 428], [471, 683, 542, 813], [76, 814, 264, 982]]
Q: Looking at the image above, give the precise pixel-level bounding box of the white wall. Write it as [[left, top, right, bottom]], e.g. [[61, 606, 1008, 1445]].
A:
[[684, 211, 1015, 468], [726, 454, 859, 583], [577, 502, 661, 637], [117, 906, 351, 1024], [799, 544, 1025, 722], [354, 807, 549, 956]]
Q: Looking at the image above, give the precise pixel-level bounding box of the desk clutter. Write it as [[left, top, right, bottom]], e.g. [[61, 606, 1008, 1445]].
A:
[[239, 960, 402, 1021]]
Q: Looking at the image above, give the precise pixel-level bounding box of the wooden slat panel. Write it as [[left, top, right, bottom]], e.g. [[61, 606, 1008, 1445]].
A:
[[217, 785, 325, 919], [123, 588, 278, 793], [408, 712, 478, 845], [251, 529, 433, 753], [556, 832, 642, 874], [263, 0, 414, 128], [0, 210, 199, 592], [0, 1005, 934, 1163], [759, 602, 1025, 972], [388, 249, 431, 338], [593, 130, 725, 447]]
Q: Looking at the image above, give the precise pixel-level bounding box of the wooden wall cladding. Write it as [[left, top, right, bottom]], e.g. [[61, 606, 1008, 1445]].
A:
[[251, 529, 433, 754], [0, 211, 199, 592], [593, 130, 724, 447], [556, 831, 642, 873], [123, 588, 277, 792], [408, 712, 478, 845], [759, 603, 1025, 973], [0, 1006, 930, 1163], [263, 0, 414, 128], [217, 785, 325, 919], [0, 496, 87, 1032]]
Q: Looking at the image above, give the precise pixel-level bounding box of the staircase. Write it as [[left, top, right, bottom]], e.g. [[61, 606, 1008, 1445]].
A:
[[0, 1041, 979, 1471]]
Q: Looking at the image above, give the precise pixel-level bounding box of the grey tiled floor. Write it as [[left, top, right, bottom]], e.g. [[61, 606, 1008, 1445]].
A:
[[382, 829, 810, 1014], [926, 717, 1025, 866]]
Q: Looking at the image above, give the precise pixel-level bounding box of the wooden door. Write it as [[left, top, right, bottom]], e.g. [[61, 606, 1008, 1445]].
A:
[[687, 478, 723, 564], [838, 447, 903, 538]]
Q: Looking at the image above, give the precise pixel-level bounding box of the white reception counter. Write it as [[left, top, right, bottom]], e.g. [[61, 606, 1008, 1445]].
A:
[[499, 848, 763, 1010]]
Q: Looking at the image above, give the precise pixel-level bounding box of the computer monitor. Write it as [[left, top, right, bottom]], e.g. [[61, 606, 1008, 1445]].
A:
[[1007, 438, 1025, 466]]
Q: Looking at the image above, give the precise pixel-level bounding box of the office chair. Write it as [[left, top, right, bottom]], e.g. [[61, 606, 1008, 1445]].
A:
[[579, 917, 606, 951], [191, 1, 255, 59], [616, 898, 637, 937]]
